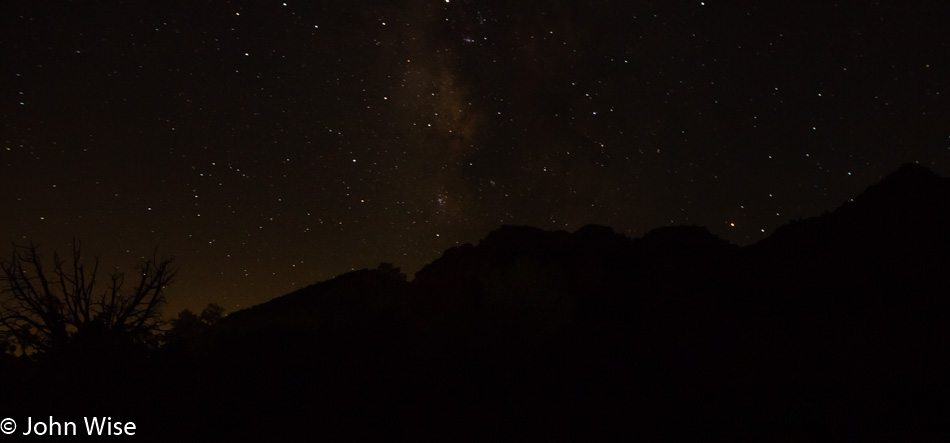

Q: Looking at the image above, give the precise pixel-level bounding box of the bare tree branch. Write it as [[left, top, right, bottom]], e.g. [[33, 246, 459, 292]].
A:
[[0, 242, 175, 355]]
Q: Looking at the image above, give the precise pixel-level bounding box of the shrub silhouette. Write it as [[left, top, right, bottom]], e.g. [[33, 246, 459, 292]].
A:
[[165, 303, 226, 343]]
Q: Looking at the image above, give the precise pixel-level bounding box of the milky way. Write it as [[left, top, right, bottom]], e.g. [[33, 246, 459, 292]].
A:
[[2, 1, 947, 313]]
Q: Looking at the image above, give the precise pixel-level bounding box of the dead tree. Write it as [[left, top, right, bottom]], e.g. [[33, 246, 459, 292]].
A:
[[0, 241, 175, 355]]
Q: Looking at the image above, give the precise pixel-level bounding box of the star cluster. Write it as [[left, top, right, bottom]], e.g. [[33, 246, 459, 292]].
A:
[[2, 1, 947, 313]]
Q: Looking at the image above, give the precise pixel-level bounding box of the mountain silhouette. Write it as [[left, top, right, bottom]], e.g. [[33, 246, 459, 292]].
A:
[[749, 162, 950, 287], [158, 163, 950, 441], [4, 163, 949, 441]]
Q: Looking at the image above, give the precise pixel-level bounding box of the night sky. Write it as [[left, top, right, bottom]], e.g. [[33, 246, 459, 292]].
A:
[[2, 1, 948, 314]]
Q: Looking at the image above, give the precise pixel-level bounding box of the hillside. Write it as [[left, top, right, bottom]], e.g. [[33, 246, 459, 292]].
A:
[[4, 163, 949, 441]]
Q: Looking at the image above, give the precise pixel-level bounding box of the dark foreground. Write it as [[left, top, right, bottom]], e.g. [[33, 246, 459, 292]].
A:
[[2, 164, 949, 441]]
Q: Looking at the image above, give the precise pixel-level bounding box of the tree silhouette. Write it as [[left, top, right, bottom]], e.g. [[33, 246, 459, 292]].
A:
[[165, 303, 226, 343], [0, 241, 175, 355], [165, 309, 202, 343], [377, 262, 407, 281], [0, 331, 14, 356], [198, 302, 225, 326]]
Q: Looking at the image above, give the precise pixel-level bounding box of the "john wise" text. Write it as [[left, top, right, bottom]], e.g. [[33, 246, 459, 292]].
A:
[[21, 416, 136, 436]]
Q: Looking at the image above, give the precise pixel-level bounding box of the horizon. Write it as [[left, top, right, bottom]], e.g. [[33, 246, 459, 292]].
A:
[[198, 160, 950, 319], [2, 1, 947, 316], [2, 160, 935, 320]]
